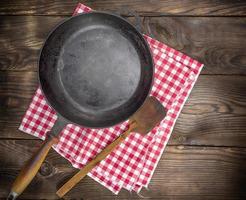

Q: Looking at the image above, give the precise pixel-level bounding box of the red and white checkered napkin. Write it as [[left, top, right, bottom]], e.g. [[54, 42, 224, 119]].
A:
[[19, 3, 203, 194]]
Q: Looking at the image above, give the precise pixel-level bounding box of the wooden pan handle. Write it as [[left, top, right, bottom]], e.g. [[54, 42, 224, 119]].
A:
[[56, 122, 137, 198], [8, 134, 59, 200]]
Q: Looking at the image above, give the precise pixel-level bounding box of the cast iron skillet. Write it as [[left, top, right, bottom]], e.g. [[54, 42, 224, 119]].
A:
[[8, 11, 154, 199]]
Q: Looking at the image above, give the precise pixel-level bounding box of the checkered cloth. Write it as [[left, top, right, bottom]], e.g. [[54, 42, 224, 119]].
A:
[[19, 3, 204, 194]]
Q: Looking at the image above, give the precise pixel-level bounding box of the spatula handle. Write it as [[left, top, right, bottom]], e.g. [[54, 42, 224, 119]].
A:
[[8, 134, 58, 200], [56, 122, 137, 198]]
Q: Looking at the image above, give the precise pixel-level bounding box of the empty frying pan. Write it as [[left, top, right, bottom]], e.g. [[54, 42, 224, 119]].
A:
[[8, 11, 153, 199]]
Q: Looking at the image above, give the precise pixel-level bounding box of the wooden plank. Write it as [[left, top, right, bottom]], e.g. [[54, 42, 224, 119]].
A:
[[0, 16, 62, 71], [172, 75, 246, 147], [142, 17, 246, 75], [0, 16, 246, 74], [1, 72, 246, 147], [0, 71, 38, 140], [0, 0, 246, 16], [0, 140, 245, 199]]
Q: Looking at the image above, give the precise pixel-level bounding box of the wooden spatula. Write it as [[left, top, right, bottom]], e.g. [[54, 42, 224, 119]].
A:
[[56, 96, 166, 198]]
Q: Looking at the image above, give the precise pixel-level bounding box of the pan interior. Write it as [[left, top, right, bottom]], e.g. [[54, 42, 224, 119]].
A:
[[39, 12, 153, 128], [58, 25, 141, 113]]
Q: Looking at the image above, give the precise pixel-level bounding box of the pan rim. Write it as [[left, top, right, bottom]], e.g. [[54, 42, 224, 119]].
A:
[[38, 11, 154, 128]]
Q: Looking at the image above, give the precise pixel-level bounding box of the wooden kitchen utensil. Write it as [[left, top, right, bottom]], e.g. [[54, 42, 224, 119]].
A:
[[56, 96, 166, 198]]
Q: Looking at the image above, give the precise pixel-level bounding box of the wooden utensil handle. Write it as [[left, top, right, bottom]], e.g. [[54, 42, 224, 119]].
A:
[[56, 122, 137, 198], [8, 134, 59, 200]]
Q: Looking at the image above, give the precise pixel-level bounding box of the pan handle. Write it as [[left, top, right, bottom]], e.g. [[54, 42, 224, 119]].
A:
[[8, 116, 67, 200]]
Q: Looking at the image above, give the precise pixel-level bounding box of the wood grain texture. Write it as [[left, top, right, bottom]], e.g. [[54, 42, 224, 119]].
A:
[[9, 134, 59, 197], [0, 1, 245, 199], [143, 17, 246, 75], [0, 16, 245, 74], [0, 140, 245, 199], [1, 72, 246, 147], [0, 0, 246, 16], [0, 16, 62, 71]]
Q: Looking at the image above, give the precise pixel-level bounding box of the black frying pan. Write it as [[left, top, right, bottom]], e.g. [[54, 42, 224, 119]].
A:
[[8, 11, 153, 199]]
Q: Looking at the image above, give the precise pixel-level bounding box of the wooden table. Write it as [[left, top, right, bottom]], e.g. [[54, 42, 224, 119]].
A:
[[0, 1, 246, 199]]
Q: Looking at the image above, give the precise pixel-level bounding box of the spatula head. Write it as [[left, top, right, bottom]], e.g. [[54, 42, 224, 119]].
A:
[[129, 96, 166, 134]]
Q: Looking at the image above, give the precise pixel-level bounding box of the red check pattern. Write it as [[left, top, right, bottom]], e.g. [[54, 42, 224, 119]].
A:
[[19, 3, 204, 194]]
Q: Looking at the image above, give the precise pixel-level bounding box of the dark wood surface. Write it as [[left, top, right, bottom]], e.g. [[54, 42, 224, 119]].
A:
[[1, 140, 246, 199], [1, 16, 246, 74], [0, 1, 245, 199], [0, 0, 246, 16]]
